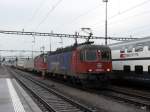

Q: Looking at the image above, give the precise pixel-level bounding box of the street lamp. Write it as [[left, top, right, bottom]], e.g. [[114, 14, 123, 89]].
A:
[[103, 0, 108, 45]]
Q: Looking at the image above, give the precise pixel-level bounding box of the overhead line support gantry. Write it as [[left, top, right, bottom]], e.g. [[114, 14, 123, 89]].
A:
[[0, 30, 138, 41]]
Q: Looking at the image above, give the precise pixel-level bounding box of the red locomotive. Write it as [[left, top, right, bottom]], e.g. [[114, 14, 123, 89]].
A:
[[34, 54, 48, 77], [47, 42, 112, 86]]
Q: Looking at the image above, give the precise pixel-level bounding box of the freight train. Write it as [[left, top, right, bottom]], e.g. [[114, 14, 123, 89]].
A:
[[11, 42, 112, 86], [110, 36, 150, 83]]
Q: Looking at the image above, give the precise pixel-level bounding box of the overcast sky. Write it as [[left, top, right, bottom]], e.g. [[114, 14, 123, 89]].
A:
[[0, 0, 150, 57]]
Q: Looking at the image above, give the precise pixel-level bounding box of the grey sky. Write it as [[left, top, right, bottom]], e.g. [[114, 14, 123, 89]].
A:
[[0, 0, 150, 57]]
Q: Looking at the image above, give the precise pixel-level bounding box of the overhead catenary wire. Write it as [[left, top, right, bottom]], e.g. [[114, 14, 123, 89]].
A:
[[34, 0, 63, 31], [58, 4, 102, 30], [93, 9, 150, 31], [55, 0, 150, 35], [89, 0, 150, 28], [23, 0, 48, 30], [123, 23, 150, 37]]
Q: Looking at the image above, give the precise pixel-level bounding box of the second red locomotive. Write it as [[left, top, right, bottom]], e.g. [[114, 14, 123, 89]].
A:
[[34, 54, 48, 77]]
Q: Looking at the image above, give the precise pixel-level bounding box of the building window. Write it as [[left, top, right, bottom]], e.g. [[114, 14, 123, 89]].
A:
[[124, 65, 130, 73], [135, 66, 143, 74]]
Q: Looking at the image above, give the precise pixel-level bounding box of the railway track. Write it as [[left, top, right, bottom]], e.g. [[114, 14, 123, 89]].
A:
[[103, 85, 150, 109], [107, 85, 150, 100], [8, 67, 150, 111], [8, 68, 97, 112]]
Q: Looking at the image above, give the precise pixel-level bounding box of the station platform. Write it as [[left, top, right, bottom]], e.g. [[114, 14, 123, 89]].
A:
[[0, 78, 42, 112]]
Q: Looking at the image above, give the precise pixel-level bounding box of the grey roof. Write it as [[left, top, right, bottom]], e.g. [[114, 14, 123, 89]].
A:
[[77, 44, 111, 51], [109, 36, 150, 50]]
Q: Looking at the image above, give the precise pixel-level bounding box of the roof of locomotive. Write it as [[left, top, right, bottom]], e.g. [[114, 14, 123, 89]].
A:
[[47, 45, 76, 55], [48, 44, 110, 56], [76, 44, 111, 51], [35, 53, 47, 59], [109, 36, 150, 49]]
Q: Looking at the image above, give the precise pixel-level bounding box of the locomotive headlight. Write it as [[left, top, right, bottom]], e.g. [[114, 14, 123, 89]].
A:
[[88, 69, 93, 72], [107, 68, 110, 72]]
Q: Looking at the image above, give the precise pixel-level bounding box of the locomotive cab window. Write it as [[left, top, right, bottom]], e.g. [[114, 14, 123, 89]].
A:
[[101, 50, 111, 61], [80, 51, 85, 61], [85, 50, 97, 61]]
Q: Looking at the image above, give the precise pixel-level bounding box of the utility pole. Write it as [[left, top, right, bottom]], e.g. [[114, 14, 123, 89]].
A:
[[49, 31, 53, 52], [103, 0, 108, 45], [59, 37, 63, 48], [74, 32, 78, 46], [32, 36, 35, 59]]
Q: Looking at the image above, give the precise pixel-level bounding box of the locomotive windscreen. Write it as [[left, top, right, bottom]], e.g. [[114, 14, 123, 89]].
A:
[[79, 45, 111, 62], [80, 50, 97, 61], [101, 50, 111, 61], [85, 50, 97, 61]]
